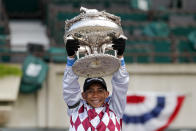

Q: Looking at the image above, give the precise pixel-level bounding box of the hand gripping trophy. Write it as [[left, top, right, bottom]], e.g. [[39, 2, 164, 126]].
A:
[[64, 7, 127, 77]]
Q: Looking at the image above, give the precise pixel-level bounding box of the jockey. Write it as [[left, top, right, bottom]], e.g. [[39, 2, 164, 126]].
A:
[[63, 37, 129, 131]]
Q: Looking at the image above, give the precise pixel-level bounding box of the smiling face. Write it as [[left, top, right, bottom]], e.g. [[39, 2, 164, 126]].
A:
[[82, 83, 109, 108]]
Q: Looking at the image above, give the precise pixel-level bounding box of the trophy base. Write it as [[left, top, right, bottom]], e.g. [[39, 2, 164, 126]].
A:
[[72, 54, 120, 77]]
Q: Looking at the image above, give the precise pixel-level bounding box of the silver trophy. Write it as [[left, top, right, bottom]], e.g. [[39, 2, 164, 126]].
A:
[[64, 7, 127, 77]]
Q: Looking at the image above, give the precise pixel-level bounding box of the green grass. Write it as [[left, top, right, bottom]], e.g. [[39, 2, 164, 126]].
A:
[[0, 64, 22, 78]]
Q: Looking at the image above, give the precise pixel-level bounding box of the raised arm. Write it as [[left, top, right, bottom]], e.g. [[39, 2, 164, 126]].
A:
[[110, 57, 129, 118], [63, 38, 81, 110], [63, 57, 81, 108], [110, 37, 129, 118]]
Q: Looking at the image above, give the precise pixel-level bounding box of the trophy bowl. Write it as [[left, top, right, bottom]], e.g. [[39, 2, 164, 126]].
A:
[[64, 7, 127, 77]]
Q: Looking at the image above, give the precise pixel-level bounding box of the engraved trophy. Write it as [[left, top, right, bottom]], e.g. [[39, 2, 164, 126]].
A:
[[64, 7, 127, 77]]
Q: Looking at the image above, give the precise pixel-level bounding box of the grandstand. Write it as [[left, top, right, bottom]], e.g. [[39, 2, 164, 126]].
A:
[[0, 0, 10, 62], [45, 0, 196, 63], [0, 0, 196, 130]]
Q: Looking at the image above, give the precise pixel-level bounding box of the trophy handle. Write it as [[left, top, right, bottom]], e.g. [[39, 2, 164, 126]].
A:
[[114, 50, 117, 57], [76, 46, 91, 59], [101, 43, 117, 57]]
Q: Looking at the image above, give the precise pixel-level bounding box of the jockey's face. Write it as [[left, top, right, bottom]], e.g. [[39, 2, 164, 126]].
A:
[[82, 83, 109, 108]]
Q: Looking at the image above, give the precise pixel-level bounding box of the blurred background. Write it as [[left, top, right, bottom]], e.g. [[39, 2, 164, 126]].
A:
[[0, 0, 196, 131]]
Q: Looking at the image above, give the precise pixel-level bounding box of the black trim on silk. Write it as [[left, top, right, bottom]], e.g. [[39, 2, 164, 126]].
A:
[[68, 101, 80, 109]]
